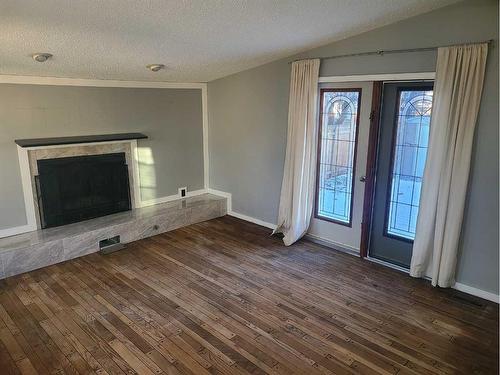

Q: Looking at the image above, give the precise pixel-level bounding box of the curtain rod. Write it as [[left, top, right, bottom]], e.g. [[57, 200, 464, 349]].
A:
[[289, 39, 493, 64]]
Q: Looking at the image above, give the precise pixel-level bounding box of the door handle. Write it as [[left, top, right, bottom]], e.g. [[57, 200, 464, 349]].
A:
[[359, 175, 366, 182]]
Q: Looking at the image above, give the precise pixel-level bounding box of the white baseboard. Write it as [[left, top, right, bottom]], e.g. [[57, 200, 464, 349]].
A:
[[0, 224, 35, 239], [453, 282, 499, 304], [304, 233, 360, 257], [366, 257, 499, 303], [207, 188, 276, 230], [228, 211, 277, 230], [184, 189, 208, 198], [140, 189, 207, 207]]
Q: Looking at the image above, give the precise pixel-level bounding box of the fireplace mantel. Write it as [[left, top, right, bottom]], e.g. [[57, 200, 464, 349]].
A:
[[15, 132, 147, 148]]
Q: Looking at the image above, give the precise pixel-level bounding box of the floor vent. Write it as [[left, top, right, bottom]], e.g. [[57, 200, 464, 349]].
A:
[[99, 235, 125, 254]]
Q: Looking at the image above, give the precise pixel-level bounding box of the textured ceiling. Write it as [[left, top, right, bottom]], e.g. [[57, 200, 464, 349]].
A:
[[1, 0, 459, 82]]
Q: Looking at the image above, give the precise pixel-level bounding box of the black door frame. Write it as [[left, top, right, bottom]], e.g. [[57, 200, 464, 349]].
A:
[[360, 81, 382, 258]]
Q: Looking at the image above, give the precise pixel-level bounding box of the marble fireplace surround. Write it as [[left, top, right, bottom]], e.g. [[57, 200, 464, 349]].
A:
[[24, 140, 141, 230]]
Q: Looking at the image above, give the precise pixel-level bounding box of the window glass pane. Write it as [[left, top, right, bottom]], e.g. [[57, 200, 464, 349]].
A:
[[316, 90, 360, 224], [387, 89, 433, 240]]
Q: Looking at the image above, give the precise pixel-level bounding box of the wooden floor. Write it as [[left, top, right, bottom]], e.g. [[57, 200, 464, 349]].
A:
[[0, 217, 497, 375]]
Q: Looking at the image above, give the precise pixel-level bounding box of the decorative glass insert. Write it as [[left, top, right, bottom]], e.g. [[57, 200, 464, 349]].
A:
[[386, 89, 433, 240], [316, 89, 360, 225]]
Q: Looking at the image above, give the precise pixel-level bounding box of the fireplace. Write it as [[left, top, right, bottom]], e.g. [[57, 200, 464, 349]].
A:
[[36, 152, 131, 228]]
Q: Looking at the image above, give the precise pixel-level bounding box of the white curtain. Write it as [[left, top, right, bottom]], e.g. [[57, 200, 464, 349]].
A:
[[274, 59, 320, 246], [410, 43, 488, 287]]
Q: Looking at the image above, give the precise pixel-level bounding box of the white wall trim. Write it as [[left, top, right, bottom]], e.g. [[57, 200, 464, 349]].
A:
[[207, 188, 276, 229], [228, 211, 277, 230], [453, 283, 499, 304], [135, 188, 207, 208], [304, 233, 359, 257], [319, 72, 435, 83], [129, 140, 142, 208], [0, 74, 206, 89], [365, 256, 499, 303], [202, 85, 210, 189], [16, 145, 38, 234], [0, 224, 35, 239]]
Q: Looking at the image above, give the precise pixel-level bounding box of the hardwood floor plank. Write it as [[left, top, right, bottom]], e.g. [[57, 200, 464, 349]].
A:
[[0, 216, 497, 374], [15, 357, 38, 375]]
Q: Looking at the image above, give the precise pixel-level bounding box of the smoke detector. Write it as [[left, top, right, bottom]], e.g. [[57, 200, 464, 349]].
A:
[[32, 53, 53, 62], [146, 64, 165, 72]]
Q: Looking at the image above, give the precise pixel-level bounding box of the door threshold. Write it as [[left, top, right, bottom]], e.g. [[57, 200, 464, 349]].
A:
[[366, 256, 409, 274]]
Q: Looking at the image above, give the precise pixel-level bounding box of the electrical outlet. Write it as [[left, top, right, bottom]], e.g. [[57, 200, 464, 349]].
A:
[[179, 187, 187, 198]]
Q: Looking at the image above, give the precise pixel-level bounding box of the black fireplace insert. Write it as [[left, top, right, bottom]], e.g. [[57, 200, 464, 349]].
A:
[[36, 153, 131, 229]]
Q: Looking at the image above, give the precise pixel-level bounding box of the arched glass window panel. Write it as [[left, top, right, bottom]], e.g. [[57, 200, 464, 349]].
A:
[[316, 89, 361, 225], [386, 89, 433, 240]]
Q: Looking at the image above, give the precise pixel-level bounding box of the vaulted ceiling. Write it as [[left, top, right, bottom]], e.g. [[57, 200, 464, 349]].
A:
[[0, 0, 459, 82]]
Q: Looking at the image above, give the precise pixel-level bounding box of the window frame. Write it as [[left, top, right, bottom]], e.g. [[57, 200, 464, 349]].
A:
[[383, 85, 434, 243], [314, 87, 362, 227]]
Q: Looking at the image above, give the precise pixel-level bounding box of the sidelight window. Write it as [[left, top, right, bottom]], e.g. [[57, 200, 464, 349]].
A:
[[315, 89, 361, 225]]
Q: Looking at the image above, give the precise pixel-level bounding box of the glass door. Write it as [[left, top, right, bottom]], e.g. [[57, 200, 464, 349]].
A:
[[369, 81, 433, 267]]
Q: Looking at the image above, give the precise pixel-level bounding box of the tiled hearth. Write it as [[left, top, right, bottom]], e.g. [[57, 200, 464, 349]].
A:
[[0, 194, 226, 279]]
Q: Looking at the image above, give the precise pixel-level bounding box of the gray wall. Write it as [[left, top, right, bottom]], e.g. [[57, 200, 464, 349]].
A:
[[0, 85, 204, 229], [208, 0, 499, 294]]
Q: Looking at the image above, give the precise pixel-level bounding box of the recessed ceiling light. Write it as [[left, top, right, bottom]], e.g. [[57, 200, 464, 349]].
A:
[[32, 53, 53, 63], [146, 64, 165, 72]]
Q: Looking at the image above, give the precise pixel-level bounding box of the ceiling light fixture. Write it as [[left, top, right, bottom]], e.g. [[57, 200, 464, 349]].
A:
[[146, 64, 165, 72], [32, 53, 53, 62]]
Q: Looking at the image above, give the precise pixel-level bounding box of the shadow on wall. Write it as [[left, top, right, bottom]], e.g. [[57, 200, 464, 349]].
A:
[[137, 146, 157, 201]]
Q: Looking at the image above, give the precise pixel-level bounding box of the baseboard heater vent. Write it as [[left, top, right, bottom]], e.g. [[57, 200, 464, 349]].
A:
[[99, 235, 125, 254]]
